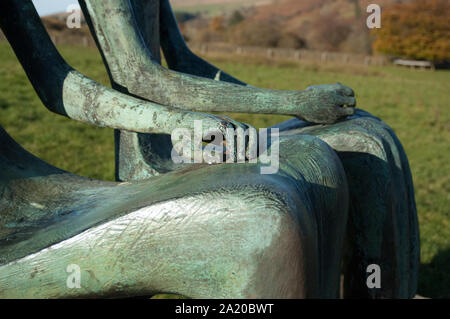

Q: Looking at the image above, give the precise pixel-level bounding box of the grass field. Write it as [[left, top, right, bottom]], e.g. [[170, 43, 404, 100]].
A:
[[0, 41, 449, 298]]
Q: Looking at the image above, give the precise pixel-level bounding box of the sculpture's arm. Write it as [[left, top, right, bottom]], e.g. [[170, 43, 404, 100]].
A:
[[159, 0, 245, 85], [80, 0, 356, 124], [0, 0, 248, 139]]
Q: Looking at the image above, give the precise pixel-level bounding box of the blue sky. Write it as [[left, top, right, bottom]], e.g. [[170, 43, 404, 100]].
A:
[[32, 0, 80, 16]]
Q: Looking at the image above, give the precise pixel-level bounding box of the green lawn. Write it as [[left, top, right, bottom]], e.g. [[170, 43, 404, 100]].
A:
[[0, 42, 448, 298]]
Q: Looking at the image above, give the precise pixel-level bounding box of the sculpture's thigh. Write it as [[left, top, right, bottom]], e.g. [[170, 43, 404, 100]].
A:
[[0, 176, 320, 299], [291, 116, 419, 298], [0, 135, 347, 299]]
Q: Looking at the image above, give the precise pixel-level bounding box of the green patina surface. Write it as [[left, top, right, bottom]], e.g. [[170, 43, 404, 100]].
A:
[[0, 0, 440, 298]]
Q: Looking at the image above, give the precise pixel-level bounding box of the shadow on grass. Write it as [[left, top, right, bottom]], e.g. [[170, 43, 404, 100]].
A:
[[418, 248, 450, 299]]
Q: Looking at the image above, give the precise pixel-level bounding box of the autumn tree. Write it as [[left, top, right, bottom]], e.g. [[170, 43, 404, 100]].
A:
[[373, 0, 450, 62], [209, 16, 225, 33], [228, 10, 244, 27]]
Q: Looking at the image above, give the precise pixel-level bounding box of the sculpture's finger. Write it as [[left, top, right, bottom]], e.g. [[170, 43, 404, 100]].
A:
[[343, 86, 355, 97], [338, 106, 356, 117], [336, 83, 355, 97], [201, 115, 229, 138], [227, 117, 249, 132], [219, 121, 238, 163], [213, 116, 249, 163], [213, 114, 232, 122], [244, 123, 258, 161], [339, 96, 356, 107]]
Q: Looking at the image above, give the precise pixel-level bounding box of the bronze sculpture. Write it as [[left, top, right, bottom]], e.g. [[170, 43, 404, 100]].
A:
[[0, 0, 419, 298]]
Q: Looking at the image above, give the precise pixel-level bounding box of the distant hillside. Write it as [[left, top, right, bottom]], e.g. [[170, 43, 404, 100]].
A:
[[172, 0, 270, 8], [228, 0, 416, 53], [172, 0, 271, 16], [252, 0, 414, 27], [172, 0, 255, 6], [0, 0, 418, 55]]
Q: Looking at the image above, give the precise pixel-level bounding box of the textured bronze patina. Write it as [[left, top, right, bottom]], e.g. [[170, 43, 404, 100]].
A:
[[0, 0, 419, 298]]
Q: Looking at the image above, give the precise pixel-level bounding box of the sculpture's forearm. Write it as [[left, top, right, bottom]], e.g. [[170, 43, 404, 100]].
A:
[[0, 0, 196, 135], [148, 63, 301, 115], [159, 0, 245, 85], [60, 71, 201, 134], [81, 0, 303, 116], [154, 67, 302, 114]]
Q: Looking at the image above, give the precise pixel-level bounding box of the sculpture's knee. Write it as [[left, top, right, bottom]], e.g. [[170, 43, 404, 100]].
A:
[[277, 134, 349, 298], [311, 117, 419, 298], [233, 193, 318, 299], [340, 117, 419, 298], [177, 187, 320, 299]]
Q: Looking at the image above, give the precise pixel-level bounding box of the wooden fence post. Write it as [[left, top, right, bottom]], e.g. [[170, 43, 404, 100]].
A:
[[344, 54, 349, 64], [201, 44, 207, 54]]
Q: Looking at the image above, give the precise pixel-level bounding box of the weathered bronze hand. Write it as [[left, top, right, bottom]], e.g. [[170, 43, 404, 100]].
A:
[[286, 83, 356, 124], [171, 113, 258, 162]]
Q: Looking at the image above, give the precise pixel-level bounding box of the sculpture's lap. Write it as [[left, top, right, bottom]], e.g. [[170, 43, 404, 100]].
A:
[[275, 109, 419, 298], [0, 127, 348, 298], [0, 179, 307, 298], [0, 110, 419, 298]]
